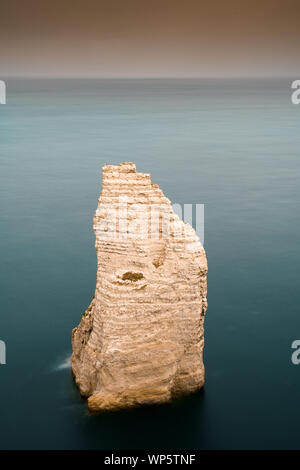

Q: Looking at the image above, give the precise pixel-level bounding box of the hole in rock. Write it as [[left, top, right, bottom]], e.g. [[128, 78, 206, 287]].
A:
[[121, 272, 144, 282]]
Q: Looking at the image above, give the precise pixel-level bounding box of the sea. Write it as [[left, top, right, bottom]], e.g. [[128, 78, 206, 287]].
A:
[[0, 78, 299, 449]]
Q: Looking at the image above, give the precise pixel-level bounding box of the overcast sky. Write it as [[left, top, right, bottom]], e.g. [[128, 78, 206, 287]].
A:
[[1, 0, 299, 77]]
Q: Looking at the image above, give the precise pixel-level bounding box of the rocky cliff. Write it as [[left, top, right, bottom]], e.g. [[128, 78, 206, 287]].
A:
[[71, 162, 208, 411]]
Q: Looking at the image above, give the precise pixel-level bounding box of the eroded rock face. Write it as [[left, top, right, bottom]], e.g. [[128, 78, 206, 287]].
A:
[[71, 162, 207, 411]]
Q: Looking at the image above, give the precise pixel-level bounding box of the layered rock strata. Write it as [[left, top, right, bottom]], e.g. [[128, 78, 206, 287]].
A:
[[71, 162, 208, 411]]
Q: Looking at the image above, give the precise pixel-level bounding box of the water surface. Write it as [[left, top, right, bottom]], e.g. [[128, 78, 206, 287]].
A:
[[0, 78, 299, 449]]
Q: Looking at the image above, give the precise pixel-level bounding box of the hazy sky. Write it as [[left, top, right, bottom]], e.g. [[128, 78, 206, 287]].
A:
[[1, 0, 299, 77]]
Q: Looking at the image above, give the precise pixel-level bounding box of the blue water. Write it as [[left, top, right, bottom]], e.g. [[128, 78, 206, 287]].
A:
[[0, 78, 300, 449]]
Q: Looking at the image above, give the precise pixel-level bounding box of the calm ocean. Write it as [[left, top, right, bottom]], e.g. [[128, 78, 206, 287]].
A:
[[0, 78, 299, 449]]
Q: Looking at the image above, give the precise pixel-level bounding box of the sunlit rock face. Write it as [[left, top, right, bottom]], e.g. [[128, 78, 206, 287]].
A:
[[71, 162, 208, 411]]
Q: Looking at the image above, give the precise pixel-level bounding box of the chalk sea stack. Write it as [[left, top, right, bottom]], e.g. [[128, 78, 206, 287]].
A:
[[71, 162, 208, 411]]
